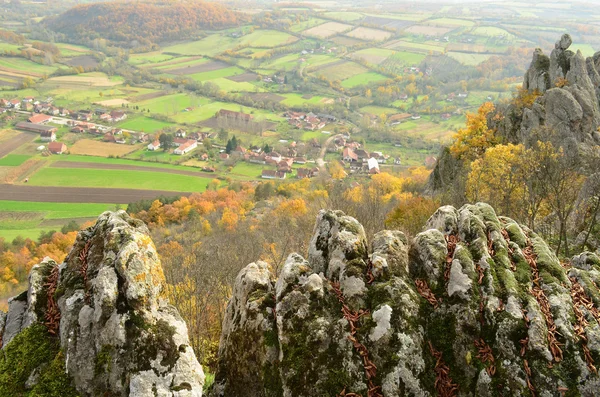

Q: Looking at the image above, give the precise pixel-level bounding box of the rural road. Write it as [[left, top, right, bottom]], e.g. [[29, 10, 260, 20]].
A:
[[316, 134, 343, 171], [0, 185, 192, 204], [51, 161, 217, 178]]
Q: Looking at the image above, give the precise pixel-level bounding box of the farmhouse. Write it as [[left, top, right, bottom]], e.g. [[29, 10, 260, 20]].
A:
[[261, 170, 286, 180], [41, 131, 56, 142], [9, 99, 21, 109], [367, 158, 380, 174], [110, 111, 127, 122], [28, 114, 53, 124], [297, 168, 314, 179], [148, 140, 161, 151], [342, 147, 358, 162], [174, 140, 197, 155], [48, 142, 67, 154], [16, 122, 58, 136]]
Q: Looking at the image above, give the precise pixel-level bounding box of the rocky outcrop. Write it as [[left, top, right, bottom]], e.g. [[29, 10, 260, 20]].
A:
[[0, 211, 205, 396], [212, 205, 600, 396], [513, 33, 600, 146]]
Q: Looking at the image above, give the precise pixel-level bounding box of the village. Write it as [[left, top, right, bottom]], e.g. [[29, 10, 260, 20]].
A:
[[0, 95, 397, 180]]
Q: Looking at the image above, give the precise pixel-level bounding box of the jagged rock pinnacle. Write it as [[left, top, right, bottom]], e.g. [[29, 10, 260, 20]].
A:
[[212, 204, 600, 396]]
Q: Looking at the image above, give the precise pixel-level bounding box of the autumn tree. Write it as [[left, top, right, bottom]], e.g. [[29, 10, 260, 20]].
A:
[[450, 102, 498, 163]]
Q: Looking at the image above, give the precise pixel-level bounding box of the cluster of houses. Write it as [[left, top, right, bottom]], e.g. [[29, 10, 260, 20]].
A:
[[147, 129, 211, 155], [446, 92, 469, 102], [0, 96, 128, 124], [339, 139, 399, 175], [217, 144, 319, 180], [284, 111, 337, 131]]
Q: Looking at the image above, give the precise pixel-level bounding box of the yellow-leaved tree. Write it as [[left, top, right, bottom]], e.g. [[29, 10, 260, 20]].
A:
[[450, 102, 498, 162]]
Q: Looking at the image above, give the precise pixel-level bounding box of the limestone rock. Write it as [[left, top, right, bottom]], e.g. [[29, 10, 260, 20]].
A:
[[213, 204, 600, 396], [0, 211, 205, 397]]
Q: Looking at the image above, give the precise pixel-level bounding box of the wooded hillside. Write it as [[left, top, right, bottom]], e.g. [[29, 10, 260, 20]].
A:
[[44, 0, 244, 46]]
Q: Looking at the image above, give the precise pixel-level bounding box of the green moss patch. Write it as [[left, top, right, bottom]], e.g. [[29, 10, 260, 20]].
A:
[[0, 324, 79, 396]]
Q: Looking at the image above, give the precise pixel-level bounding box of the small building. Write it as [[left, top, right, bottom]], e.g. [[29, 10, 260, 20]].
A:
[[148, 141, 160, 151], [48, 141, 67, 154], [28, 114, 53, 124], [219, 153, 230, 160], [41, 131, 56, 142], [110, 111, 127, 122], [16, 122, 58, 136], [173, 138, 188, 147], [367, 158, 380, 174], [174, 140, 197, 155], [261, 170, 286, 180], [342, 147, 358, 162], [297, 168, 314, 179]]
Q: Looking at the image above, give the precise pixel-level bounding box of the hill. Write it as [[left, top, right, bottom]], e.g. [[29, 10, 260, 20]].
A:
[[44, 0, 244, 46]]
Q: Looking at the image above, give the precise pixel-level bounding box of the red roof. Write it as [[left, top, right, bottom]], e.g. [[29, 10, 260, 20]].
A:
[[48, 142, 67, 154], [28, 114, 52, 124]]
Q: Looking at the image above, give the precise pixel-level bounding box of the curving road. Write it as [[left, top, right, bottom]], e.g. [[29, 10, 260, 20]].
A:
[[316, 134, 343, 171]]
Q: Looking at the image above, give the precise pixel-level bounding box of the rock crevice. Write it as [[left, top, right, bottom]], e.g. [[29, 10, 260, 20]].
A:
[[212, 204, 600, 396]]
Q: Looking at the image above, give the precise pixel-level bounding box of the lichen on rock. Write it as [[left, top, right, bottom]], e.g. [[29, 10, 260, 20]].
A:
[[0, 211, 204, 397], [212, 204, 600, 396]]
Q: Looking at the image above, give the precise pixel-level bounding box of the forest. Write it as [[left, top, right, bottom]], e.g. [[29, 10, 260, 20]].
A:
[[44, 0, 245, 47]]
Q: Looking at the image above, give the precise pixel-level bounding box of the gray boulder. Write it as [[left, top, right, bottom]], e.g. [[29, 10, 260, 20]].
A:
[[0, 211, 205, 397], [212, 204, 600, 396]]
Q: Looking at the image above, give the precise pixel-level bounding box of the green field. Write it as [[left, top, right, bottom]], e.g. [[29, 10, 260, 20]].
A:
[[388, 51, 426, 65], [314, 61, 368, 81], [290, 18, 327, 33], [341, 72, 389, 88], [0, 154, 31, 166], [0, 57, 57, 75], [128, 52, 175, 65], [27, 168, 213, 192], [447, 52, 492, 65], [570, 43, 596, 57], [428, 18, 475, 27], [238, 30, 298, 48], [156, 58, 209, 71], [210, 78, 260, 92], [280, 93, 328, 106], [0, 42, 23, 52], [0, 201, 116, 219], [119, 116, 174, 133], [187, 66, 245, 82], [350, 48, 396, 64], [163, 34, 236, 56]]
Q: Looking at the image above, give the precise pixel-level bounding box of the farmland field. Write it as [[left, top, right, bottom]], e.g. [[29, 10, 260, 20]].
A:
[[341, 72, 388, 88], [427, 18, 475, 27], [405, 25, 454, 36], [27, 168, 212, 192], [447, 52, 492, 65], [69, 139, 143, 157], [280, 93, 329, 106], [472, 26, 515, 38], [385, 40, 445, 54], [187, 66, 245, 82], [238, 30, 298, 47], [0, 57, 57, 77], [323, 12, 363, 21], [0, 154, 31, 166], [313, 61, 368, 81], [0, 201, 115, 219], [289, 18, 326, 33], [303, 22, 352, 38], [346, 27, 393, 41], [128, 51, 175, 65], [349, 48, 396, 64], [47, 72, 122, 87], [119, 116, 174, 132], [163, 34, 236, 56]]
